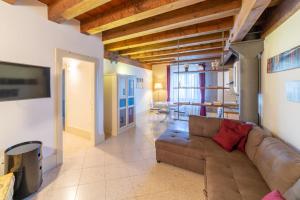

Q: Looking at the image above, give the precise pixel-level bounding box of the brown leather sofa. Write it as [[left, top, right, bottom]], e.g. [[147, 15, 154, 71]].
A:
[[155, 115, 300, 200]]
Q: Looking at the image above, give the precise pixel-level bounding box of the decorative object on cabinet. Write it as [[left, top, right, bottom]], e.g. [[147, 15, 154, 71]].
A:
[[104, 74, 136, 136], [267, 45, 300, 73], [211, 59, 220, 70]]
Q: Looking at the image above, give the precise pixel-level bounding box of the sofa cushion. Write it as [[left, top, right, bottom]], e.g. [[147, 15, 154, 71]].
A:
[[245, 126, 270, 161], [202, 138, 247, 161], [155, 129, 205, 160], [205, 156, 270, 200], [189, 115, 221, 137], [253, 137, 300, 194], [284, 178, 300, 200]]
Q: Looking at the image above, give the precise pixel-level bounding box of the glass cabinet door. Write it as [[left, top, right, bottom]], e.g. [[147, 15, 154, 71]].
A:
[[119, 76, 127, 128], [127, 78, 135, 125]]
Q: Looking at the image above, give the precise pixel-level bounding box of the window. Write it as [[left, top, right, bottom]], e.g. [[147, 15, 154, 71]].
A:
[[170, 64, 202, 103], [170, 64, 203, 116]]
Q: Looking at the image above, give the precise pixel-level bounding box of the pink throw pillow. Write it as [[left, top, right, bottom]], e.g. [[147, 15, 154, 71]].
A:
[[262, 190, 285, 200]]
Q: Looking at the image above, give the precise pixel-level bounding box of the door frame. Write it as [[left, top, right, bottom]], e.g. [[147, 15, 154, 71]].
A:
[[54, 48, 104, 165]]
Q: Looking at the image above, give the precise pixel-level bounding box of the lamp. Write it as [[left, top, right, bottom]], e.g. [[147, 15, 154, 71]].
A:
[[154, 82, 163, 102]]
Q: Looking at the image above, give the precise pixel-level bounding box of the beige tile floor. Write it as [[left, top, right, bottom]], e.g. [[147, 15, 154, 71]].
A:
[[26, 112, 205, 200]]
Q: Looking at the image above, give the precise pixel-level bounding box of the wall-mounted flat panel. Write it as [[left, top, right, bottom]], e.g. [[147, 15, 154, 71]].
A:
[[0, 62, 50, 101]]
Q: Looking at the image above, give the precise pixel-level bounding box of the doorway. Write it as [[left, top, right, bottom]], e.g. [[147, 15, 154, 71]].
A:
[[54, 49, 104, 166], [62, 58, 95, 157]]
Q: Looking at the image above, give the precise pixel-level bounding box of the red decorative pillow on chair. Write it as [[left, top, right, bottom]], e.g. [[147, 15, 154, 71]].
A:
[[262, 190, 285, 200], [212, 126, 244, 152]]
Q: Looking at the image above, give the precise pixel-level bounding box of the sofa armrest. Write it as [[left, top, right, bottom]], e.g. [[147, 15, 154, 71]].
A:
[[189, 115, 221, 138]]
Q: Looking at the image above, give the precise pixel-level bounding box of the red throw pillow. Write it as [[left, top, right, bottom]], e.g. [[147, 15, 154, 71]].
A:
[[262, 190, 285, 200], [212, 127, 244, 152], [222, 119, 240, 129], [217, 119, 253, 152], [236, 123, 253, 136], [236, 124, 253, 152]]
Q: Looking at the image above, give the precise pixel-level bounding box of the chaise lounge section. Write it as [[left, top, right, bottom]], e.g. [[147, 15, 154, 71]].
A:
[[155, 115, 300, 200]]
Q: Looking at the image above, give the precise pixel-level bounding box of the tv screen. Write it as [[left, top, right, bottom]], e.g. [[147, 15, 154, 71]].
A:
[[0, 61, 51, 101]]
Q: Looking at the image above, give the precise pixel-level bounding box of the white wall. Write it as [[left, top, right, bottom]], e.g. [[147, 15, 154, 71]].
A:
[[104, 59, 152, 113], [261, 9, 300, 150], [152, 64, 168, 102], [0, 0, 104, 167], [64, 58, 94, 135]]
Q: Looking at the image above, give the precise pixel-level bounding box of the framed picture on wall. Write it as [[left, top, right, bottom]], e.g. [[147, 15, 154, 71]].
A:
[[136, 77, 144, 89], [267, 45, 300, 73], [286, 80, 300, 103]]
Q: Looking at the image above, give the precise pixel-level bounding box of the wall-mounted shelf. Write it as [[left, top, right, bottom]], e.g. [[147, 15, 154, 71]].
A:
[[224, 110, 239, 114]]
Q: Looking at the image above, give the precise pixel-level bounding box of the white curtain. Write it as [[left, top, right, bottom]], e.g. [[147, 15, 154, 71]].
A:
[[170, 64, 201, 103], [170, 64, 202, 115]]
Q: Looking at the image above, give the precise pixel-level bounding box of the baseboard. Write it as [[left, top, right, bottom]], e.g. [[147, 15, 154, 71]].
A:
[[95, 133, 105, 145], [42, 153, 57, 173], [65, 126, 91, 140]]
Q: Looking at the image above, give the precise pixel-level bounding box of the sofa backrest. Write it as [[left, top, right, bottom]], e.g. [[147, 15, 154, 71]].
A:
[[245, 126, 271, 161], [253, 137, 300, 194], [189, 115, 221, 138], [284, 178, 300, 200]]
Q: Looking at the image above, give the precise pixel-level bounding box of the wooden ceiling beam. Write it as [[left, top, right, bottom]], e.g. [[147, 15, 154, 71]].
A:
[[228, 0, 271, 43], [141, 54, 223, 63], [138, 49, 223, 62], [3, 0, 16, 4], [105, 17, 232, 51], [48, 0, 111, 23], [262, 0, 300, 37], [119, 32, 229, 56], [102, 0, 241, 43], [104, 51, 152, 70], [130, 42, 223, 59], [149, 57, 220, 65], [81, 0, 205, 34]]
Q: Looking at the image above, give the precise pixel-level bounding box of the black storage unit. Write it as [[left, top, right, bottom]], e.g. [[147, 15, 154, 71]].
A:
[[4, 141, 43, 199]]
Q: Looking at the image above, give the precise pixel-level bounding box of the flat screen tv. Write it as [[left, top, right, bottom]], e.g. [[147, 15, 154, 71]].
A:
[[0, 61, 51, 101]]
